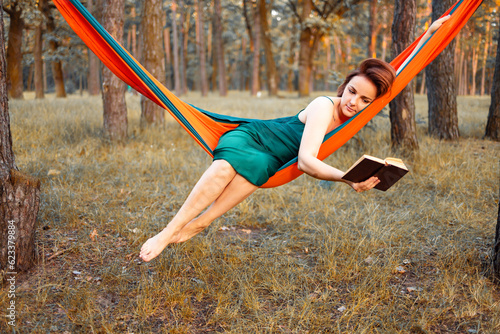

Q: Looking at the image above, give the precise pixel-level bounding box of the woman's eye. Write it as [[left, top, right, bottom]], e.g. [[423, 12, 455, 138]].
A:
[[348, 88, 355, 94], [363, 100, 370, 104]]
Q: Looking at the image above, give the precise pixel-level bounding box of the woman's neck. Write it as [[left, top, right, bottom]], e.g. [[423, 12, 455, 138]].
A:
[[335, 100, 351, 124]]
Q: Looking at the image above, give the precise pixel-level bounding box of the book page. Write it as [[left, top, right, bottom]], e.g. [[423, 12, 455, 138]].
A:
[[385, 157, 407, 170]]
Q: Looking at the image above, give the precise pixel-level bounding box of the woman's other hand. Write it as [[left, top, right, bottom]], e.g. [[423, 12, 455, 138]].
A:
[[428, 15, 451, 35], [351, 176, 380, 193]]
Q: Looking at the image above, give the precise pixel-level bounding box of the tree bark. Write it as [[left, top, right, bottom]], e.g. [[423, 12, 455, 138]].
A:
[[259, 0, 278, 96], [34, 0, 45, 99], [297, 0, 313, 97], [140, 0, 166, 127], [171, 0, 182, 96], [5, 2, 24, 99], [42, 1, 66, 98], [163, 25, 173, 89], [210, 21, 217, 92], [195, 0, 209, 96], [101, 0, 128, 142], [471, 46, 478, 95], [480, 21, 490, 97], [130, 6, 137, 58], [250, 1, 260, 96], [180, 4, 189, 94], [426, 0, 459, 140], [213, 0, 227, 96], [287, 17, 297, 92], [87, 0, 101, 96], [485, 25, 500, 140], [389, 0, 418, 151], [368, 0, 377, 58], [0, 4, 41, 276], [239, 36, 247, 91], [324, 36, 331, 91]]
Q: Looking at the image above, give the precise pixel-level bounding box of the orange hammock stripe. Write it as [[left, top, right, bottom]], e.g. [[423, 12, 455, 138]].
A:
[[53, 0, 482, 188]]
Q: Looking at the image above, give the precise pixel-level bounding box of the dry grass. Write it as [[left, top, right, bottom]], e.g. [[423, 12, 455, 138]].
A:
[[0, 91, 498, 333]]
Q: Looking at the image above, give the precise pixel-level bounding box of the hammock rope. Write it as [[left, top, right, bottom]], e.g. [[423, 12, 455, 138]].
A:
[[54, 0, 482, 188]]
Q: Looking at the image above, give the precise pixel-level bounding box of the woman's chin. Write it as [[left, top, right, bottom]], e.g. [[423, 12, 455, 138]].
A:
[[341, 109, 355, 120]]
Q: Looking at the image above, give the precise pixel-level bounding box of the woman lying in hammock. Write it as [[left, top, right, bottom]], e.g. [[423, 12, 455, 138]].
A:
[[140, 15, 450, 262]]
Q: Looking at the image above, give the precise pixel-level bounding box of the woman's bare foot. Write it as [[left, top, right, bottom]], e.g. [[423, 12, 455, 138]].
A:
[[139, 228, 179, 262]]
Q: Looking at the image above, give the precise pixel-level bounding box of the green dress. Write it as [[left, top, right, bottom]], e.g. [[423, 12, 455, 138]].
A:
[[213, 113, 305, 186]]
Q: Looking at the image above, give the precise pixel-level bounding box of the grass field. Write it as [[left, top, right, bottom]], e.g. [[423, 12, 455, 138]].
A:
[[1, 91, 499, 333]]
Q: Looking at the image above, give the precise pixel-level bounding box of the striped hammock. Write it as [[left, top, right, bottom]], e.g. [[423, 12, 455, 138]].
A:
[[54, 0, 482, 188]]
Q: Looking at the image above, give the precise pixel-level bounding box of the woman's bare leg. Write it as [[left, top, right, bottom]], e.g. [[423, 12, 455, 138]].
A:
[[174, 174, 258, 243], [140, 160, 237, 261]]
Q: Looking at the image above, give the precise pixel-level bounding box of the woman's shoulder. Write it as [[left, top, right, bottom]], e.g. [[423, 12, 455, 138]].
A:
[[307, 96, 339, 112], [299, 96, 338, 123], [319, 95, 338, 106]]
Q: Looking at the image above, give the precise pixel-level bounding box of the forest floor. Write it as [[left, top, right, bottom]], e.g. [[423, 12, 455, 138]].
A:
[[1, 91, 499, 333]]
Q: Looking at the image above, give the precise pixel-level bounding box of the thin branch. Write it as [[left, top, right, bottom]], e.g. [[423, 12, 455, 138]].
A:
[[286, 0, 301, 24], [2, 6, 13, 15]]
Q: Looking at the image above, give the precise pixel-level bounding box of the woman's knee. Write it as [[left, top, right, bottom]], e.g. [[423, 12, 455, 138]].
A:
[[210, 160, 236, 180]]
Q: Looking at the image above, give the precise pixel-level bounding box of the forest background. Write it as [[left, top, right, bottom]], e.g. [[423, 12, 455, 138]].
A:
[[3, 0, 499, 100]]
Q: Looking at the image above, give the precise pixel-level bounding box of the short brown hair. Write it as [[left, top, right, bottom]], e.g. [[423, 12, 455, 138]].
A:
[[337, 59, 396, 99]]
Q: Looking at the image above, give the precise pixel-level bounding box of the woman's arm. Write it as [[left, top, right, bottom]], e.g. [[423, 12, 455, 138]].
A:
[[397, 15, 451, 75], [297, 98, 379, 192]]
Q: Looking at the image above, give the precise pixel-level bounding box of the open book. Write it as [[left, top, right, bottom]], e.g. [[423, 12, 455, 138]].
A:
[[341, 155, 409, 191]]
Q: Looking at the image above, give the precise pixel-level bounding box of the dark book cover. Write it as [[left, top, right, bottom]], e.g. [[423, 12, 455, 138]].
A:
[[341, 155, 408, 191]]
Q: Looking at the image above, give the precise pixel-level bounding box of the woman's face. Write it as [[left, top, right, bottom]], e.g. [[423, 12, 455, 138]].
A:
[[340, 75, 377, 118]]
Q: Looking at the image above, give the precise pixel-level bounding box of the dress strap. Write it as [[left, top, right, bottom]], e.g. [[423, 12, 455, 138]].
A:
[[323, 96, 334, 105]]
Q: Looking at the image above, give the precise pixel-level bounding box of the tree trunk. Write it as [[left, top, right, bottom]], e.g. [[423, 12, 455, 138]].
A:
[[251, 1, 260, 96], [461, 49, 468, 95], [213, 0, 227, 96], [43, 2, 66, 98], [163, 25, 173, 89], [195, 0, 209, 96], [180, 4, 189, 94], [298, 0, 313, 97], [426, 0, 459, 140], [87, 0, 101, 96], [239, 36, 247, 91], [456, 49, 465, 95], [419, 71, 426, 95], [324, 36, 331, 91], [0, 5, 41, 277], [210, 22, 217, 92], [480, 21, 490, 96], [171, 0, 182, 96], [34, 0, 45, 99], [130, 6, 137, 58], [101, 0, 127, 142], [471, 46, 478, 95], [140, 0, 166, 127], [5, 3, 24, 99], [485, 25, 500, 140], [381, 34, 388, 62], [389, 0, 418, 151], [332, 35, 343, 73], [368, 0, 377, 58], [259, 0, 277, 96], [287, 18, 297, 92]]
